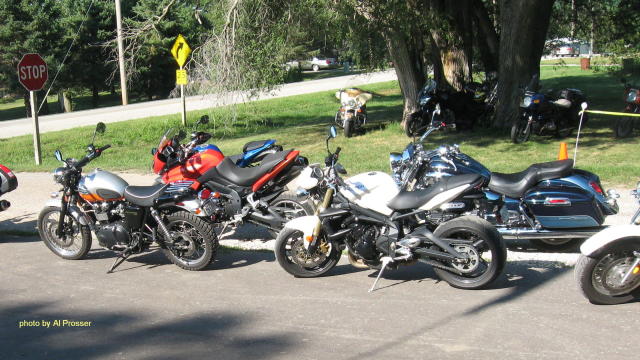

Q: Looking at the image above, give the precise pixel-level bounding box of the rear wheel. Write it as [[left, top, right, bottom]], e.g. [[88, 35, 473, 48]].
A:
[[161, 211, 218, 271], [511, 114, 532, 143], [615, 117, 634, 138], [432, 216, 506, 289], [275, 228, 340, 277], [269, 192, 314, 236], [575, 242, 640, 305], [38, 206, 92, 260]]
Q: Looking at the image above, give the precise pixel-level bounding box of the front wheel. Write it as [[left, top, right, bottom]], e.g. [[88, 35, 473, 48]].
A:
[[344, 119, 353, 138], [161, 211, 218, 271], [274, 228, 340, 277], [575, 242, 640, 305], [38, 206, 92, 260], [510, 114, 532, 143], [404, 112, 424, 137], [615, 117, 634, 138], [432, 216, 506, 289]]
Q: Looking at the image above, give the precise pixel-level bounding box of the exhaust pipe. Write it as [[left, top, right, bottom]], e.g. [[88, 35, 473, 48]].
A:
[[497, 227, 603, 240], [0, 200, 10, 211]]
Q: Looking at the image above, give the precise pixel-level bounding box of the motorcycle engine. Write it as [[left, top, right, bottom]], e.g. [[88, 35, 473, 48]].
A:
[[348, 224, 380, 261], [96, 221, 130, 250]]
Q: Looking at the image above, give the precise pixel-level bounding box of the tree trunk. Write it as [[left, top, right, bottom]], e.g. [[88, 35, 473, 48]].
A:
[[472, 0, 499, 76], [495, 0, 555, 128], [384, 30, 424, 125]]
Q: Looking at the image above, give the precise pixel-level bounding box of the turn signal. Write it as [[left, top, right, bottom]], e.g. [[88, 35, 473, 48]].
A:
[[633, 266, 639, 275], [305, 235, 313, 242]]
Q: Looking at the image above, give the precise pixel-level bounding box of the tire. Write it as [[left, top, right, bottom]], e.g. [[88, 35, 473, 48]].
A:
[[529, 238, 577, 252], [274, 227, 340, 277], [38, 206, 92, 260], [268, 192, 314, 236], [312, 64, 319, 72], [510, 114, 531, 143], [344, 119, 353, 137], [404, 113, 422, 137], [575, 242, 640, 305], [432, 216, 506, 289], [615, 117, 634, 138], [161, 211, 218, 271]]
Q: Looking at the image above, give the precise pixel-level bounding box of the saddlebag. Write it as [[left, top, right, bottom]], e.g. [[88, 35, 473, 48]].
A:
[[524, 180, 605, 229], [0, 165, 17, 195]]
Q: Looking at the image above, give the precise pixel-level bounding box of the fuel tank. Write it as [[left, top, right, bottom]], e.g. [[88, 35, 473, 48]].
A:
[[340, 171, 399, 216], [161, 145, 224, 184], [78, 169, 129, 202]]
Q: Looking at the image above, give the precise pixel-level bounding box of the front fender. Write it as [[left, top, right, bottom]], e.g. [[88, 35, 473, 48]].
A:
[[580, 224, 640, 256], [44, 198, 92, 226], [283, 215, 319, 249]]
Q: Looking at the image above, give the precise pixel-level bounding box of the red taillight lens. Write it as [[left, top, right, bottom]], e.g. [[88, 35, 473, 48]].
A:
[[326, 60, 330, 64], [199, 189, 212, 199], [589, 181, 603, 194]]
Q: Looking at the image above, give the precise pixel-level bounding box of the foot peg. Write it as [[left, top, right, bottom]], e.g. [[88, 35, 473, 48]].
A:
[[368, 256, 393, 293]]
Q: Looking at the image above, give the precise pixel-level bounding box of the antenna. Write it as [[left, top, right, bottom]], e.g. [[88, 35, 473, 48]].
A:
[[574, 102, 588, 166]]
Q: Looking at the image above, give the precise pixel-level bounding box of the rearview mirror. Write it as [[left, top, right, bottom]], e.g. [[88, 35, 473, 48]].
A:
[[54, 150, 63, 162], [177, 130, 186, 141], [151, 148, 157, 156], [329, 126, 337, 138], [199, 115, 209, 125], [96, 122, 106, 134]]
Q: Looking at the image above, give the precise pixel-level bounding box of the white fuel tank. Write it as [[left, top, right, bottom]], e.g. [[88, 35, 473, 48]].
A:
[[339, 171, 399, 216]]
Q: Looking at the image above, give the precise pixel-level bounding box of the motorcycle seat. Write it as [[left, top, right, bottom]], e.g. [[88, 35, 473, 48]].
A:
[[124, 183, 168, 207], [488, 159, 573, 198], [243, 140, 273, 153], [215, 150, 291, 187], [553, 98, 572, 108], [387, 174, 481, 211]]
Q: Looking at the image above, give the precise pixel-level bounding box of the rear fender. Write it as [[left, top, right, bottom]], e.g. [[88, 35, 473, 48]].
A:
[[44, 198, 91, 226], [580, 225, 640, 256], [283, 215, 319, 250]]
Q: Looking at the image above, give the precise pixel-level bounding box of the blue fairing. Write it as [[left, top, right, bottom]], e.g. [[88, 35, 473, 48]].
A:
[[194, 144, 223, 154], [237, 140, 276, 167]]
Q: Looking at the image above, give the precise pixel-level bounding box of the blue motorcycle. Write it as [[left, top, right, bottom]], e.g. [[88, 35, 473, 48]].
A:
[[390, 121, 619, 250]]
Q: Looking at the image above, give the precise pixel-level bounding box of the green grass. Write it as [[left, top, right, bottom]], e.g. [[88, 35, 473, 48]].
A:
[[540, 56, 616, 66], [0, 68, 638, 187]]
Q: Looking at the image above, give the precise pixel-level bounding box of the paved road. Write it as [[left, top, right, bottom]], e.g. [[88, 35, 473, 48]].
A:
[[0, 71, 397, 139], [1, 172, 638, 359]]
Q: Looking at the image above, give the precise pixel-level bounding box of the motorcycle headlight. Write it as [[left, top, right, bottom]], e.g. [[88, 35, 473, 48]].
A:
[[521, 96, 532, 108], [626, 90, 638, 104], [52, 167, 65, 184]]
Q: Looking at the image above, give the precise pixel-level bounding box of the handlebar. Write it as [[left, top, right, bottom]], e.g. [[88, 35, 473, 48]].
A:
[[75, 144, 111, 168]]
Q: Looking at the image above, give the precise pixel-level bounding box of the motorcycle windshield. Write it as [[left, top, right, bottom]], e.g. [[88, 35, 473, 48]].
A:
[[157, 128, 176, 150]]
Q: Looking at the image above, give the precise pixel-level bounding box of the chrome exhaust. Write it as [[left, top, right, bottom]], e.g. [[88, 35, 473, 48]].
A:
[[497, 227, 604, 240]]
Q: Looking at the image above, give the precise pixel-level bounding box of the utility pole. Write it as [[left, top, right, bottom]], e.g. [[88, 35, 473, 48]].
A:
[[115, 0, 128, 105]]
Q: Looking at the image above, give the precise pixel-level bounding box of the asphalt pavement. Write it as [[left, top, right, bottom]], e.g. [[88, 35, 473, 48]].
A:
[[0, 70, 397, 139], [0, 172, 638, 359]]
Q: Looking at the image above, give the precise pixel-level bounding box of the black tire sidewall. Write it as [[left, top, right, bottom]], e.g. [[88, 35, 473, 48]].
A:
[[38, 206, 92, 260], [274, 227, 339, 278], [161, 211, 218, 271]]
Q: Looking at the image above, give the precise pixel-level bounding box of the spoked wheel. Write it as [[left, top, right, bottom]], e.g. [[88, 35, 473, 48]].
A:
[[510, 115, 532, 144], [404, 113, 424, 137], [161, 211, 218, 271], [576, 242, 640, 305], [274, 228, 340, 277], [432, 216, 506, 289], [38, 206, 92, 260], [614, 117, 634, 138]]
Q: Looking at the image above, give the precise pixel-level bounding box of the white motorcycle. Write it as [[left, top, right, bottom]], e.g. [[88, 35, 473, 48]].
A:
[[275, 127, 506, 291], [575, 181, 640, 304]]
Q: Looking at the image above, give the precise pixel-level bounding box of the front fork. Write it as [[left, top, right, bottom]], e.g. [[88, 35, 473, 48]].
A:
[[621, 251, 640, 285], [55, 192, 70, 238], [306, 187, 334, 251]]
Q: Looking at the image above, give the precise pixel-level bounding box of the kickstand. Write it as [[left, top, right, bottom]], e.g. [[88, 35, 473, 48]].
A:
[[368, 257, 393, 293], [107, 251, 131, 274]]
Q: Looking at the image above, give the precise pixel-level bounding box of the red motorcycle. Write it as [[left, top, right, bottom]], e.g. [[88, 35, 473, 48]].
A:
[[0, 164, 17, 211], [151, 118, 314, 235], [615, 79, 640, 138]]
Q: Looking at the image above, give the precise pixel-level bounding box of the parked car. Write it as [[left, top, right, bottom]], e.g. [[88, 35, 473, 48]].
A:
[[553, 43, 580, 57], [287, 57, 339, 72]]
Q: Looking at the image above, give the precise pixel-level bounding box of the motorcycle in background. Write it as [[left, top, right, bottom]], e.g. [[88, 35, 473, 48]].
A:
[[575, 181, 640, 305], [404, 79, 495, 137], [390, 120, 619, 250], [614, 78, 640, 138], [335, 88, 372, 137], [275, 126, 506, 291], [0, 164, 18, 211], [39, 123, 218, 272], [511, 75, 588, 143]]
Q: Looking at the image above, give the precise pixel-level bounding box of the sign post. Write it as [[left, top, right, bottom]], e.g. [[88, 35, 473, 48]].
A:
[[171, 35, 191, 126], [17, 53, 48, 165]]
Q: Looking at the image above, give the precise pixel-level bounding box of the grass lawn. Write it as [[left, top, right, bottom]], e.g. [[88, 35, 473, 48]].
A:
[[540, 56, 617, 66], [0, 67, 638, 188]]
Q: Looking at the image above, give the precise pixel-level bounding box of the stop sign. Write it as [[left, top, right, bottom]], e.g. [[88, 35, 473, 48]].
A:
[[17, 53, 48, 91]]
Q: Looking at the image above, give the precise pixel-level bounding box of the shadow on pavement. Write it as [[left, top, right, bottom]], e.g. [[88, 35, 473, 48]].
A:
[[0, 301, 295, 360]]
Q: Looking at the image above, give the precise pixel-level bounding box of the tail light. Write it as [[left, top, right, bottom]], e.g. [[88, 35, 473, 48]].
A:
[[589, 181, 603, 195], [326, 60, 330, 64]]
